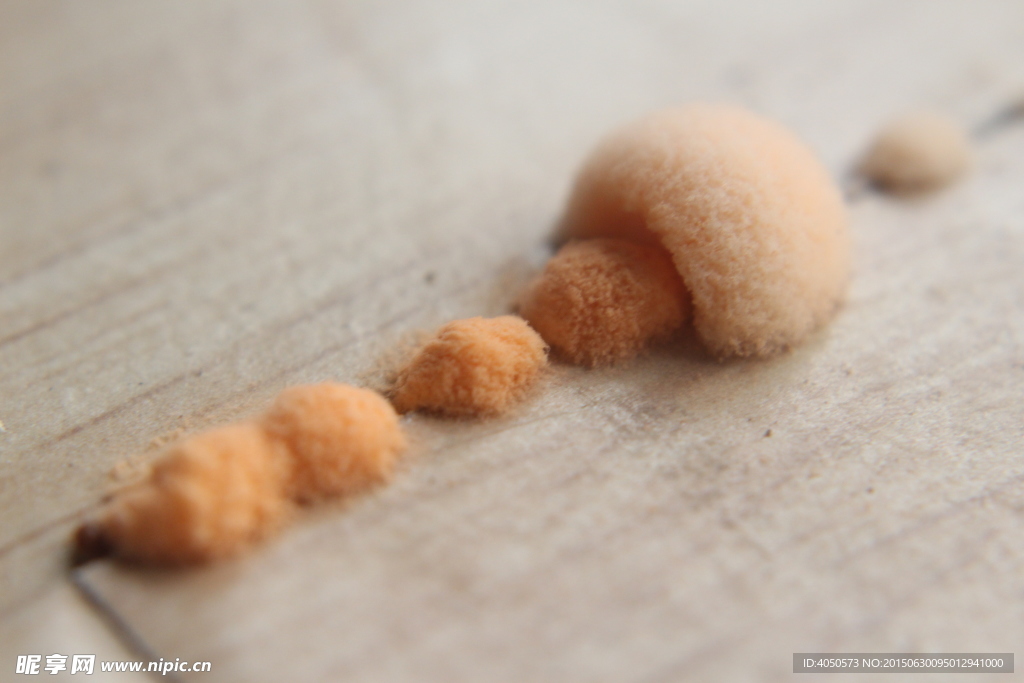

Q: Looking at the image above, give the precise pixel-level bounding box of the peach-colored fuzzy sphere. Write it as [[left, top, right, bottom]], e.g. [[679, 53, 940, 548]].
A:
[[93, 423, 292, 564], [390, 316, 547, 416], [519, 238, 689, 366], [858, 110, 971, 192], [262, 382, 406, 502], [561, 104, 850, 358]]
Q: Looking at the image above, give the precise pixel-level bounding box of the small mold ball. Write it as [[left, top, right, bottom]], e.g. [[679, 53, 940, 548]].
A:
[[858, 110, 971, 193], [81, 422, 292, 565], [262, 382, 406, 503], [390, 316, 547, 417], [560, 103, 850, 358], [519, 238, 689, 366]]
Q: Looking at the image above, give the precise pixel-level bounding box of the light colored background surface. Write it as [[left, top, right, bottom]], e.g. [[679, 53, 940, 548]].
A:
[[1, 1, 1023, 681]]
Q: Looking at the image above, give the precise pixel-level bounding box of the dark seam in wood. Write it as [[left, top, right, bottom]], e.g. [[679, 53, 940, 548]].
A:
[[70, 570, 181, 683]]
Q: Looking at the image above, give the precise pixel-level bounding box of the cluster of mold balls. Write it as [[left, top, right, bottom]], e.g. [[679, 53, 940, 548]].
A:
[[77, 103, 969, 565]]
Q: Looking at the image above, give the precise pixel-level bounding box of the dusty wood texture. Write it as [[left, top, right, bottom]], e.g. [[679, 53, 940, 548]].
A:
[[3, 0, 1024, 681], [0, 581, 150, 682]]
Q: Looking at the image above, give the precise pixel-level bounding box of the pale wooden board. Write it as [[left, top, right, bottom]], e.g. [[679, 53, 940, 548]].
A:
[[2, 0, 1024, 680], [0, 580, 150, 682], [78, 156, 1024, 682]]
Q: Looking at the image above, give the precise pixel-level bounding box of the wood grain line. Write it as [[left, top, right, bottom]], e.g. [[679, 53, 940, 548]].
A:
[[0, 176, 233, 292], [0, 127, 318, 291], [27, 300, 172, 384], [0, 266, 486, 550], [832, 471, 1024, 567], [0, 506, 94, 560], [1, 264, 181, 348]]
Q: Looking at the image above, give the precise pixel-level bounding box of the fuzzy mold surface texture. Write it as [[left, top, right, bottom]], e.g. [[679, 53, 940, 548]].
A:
[[78, 383, 406, 565], [86, 423, 293, 565], [262, 382, 407, 502], [390, 316, 548, 417], [559, 103, 850, 358], [519, 238, 689, 366]]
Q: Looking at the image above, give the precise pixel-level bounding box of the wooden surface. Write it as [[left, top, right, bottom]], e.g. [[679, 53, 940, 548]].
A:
[[2, 1, 1023, 681]]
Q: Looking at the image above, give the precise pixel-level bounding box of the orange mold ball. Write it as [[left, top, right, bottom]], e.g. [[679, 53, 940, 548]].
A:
[[85, 422, 292, 565], [858, 110, 971, 193], [390, 316, 547, 417], [519, 238, 689, 366], [262, 382, 406, 502], [561, 103, 850, 358]]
